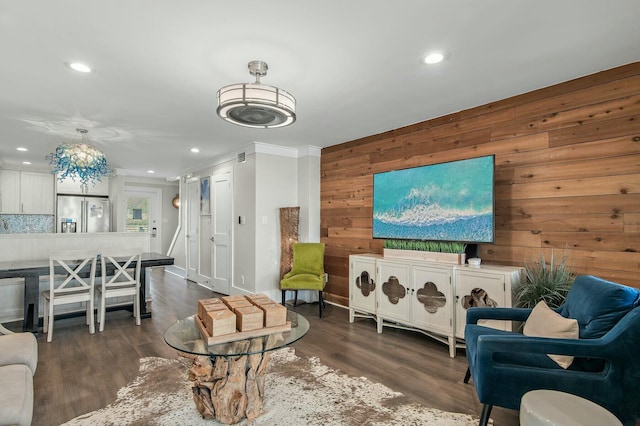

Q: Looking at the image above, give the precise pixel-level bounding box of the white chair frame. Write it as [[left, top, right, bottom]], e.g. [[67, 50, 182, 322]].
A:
[[97, 251, 142, 332], [42, 250, 97, 343]]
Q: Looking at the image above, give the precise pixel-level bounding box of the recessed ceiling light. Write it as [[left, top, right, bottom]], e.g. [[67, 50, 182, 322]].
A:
[[424, 52, 445, 65], [17, 147, 28, 152], [22, 161, 31, 165], [190, 148, 200, 153], [67, 62, 92, 73], [147, 170, 155, 174]]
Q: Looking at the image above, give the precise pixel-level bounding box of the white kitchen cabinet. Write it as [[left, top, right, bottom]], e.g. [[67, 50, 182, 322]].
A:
[[349, 254, 523, 358], [348, 254, 379, 322], [21, 172, 54, 214], [0, 170, 20, 213], [0, 170, 54, 214], [56, 174, 109, 196]]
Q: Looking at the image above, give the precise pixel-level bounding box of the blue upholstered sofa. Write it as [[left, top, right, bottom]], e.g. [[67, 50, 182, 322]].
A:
[[464, 275, 640, 426]]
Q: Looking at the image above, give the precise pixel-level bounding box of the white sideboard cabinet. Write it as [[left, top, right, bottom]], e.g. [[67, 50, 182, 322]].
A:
[[0, 170, 54, 214], [348, 253, 523, 358]]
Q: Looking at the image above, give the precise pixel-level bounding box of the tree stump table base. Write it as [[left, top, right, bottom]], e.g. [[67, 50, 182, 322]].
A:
[[184, 335, 282, 424]]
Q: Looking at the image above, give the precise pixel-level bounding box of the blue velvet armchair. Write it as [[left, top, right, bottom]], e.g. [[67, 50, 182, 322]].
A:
[[464, 275, 640, 426]]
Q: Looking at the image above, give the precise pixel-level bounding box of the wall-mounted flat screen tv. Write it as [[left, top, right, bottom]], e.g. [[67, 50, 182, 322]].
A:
[[373, 155, 495, 243]]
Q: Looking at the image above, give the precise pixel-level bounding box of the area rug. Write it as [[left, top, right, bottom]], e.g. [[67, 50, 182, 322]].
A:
[[62, 348, 481, 425]]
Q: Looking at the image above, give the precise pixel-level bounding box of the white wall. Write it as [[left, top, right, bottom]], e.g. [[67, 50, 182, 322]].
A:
[[291, 148, 321, 302], [254, 152, 298, 299], [297, 147, 321, 242], [0, 232, 150, 261], [232, 154, 256, 294], [109, 172, 126, 232]]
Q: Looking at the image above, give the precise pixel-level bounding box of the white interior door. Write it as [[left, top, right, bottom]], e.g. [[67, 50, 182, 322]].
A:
[[212, 171, 232, 295], [186, 178, 199, 282], [124, 187, 161, 253], [197, 177, 213, 288]]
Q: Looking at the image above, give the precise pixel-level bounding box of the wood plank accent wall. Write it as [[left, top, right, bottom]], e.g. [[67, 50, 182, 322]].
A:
[[321, 62, 640, 306]]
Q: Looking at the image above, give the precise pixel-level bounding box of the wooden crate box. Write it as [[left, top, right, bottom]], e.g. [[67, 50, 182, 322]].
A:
[[204, 309, 237, 337], [198, 298, 225, 321], [259, 303, 287, 327], [234, 306, 264, 332]]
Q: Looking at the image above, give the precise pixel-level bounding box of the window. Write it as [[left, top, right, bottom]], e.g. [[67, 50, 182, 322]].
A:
[[126, 197, 149, 232]]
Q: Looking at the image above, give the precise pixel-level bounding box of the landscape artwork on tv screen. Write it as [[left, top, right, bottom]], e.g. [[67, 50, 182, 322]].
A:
[[373, 155, 495, 243]]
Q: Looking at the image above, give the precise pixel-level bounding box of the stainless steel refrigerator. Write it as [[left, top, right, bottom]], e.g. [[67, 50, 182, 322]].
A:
[[57, 195, 110, 233]]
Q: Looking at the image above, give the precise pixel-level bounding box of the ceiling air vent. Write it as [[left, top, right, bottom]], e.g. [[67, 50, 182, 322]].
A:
[[237, 152, 246, 164]]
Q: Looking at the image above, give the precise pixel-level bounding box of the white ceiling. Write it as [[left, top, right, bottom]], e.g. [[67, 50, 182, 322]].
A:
[[1, 1, 639, 180]]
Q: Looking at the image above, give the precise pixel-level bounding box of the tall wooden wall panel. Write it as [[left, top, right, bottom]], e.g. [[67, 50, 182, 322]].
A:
[[321, 62, 640, 306]]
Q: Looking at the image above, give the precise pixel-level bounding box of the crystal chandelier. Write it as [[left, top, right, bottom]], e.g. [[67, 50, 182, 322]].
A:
[[46, 128, 112, 186], [216, 60, 296, 129]]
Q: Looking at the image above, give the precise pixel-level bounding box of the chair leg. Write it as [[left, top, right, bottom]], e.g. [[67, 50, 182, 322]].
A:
[[134, 289, 141, 326], [47, 298, 54, 343], [319, 290, 323, 318], [281, 290, 286, 307], [479, 404, 492, 426], [88, 297, 95, 334], [42, 297, 49, 333], [464, 367, 471, 383], [294, 290, 299, 306], [99, 290, 106, 332]]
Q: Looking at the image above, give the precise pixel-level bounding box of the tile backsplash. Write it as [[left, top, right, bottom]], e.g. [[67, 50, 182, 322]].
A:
[[0, 214, 55, 234]]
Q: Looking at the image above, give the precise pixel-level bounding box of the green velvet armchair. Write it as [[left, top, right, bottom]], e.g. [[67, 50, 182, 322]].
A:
[[280, 243, 326, 318]]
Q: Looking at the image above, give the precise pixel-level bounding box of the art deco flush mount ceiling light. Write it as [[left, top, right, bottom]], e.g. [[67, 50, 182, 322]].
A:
[[216, 60, 296, 129]]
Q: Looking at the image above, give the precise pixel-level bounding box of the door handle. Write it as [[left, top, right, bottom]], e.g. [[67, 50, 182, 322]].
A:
[[209, 237, 215, 242]]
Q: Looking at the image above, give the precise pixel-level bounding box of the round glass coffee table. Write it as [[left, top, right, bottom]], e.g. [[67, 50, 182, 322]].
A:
[[164, 310, 309, 424]]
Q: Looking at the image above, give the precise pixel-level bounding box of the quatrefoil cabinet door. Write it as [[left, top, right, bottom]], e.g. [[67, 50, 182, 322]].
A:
[[410, 265, 453, 336], [376, 260, 411, 324], [454, 269, 507, 338], [349, 255, 378, 320]]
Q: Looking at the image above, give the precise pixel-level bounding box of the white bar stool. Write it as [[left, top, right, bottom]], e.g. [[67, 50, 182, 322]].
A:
[[520, 389, 622, 426]]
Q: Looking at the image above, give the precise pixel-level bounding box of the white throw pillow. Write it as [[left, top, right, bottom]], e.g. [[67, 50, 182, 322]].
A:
[[523, 300, 579, 369]]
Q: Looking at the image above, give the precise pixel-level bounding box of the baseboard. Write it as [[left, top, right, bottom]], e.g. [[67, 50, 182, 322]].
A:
[[0, 310, 23, 324], [165, 265, 186, 278], [324, 300, 348, 310]]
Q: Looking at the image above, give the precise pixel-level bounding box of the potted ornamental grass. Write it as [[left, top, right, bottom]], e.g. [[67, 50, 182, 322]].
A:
[[383, 239, 467, 265], [514, 248, 575, 309]]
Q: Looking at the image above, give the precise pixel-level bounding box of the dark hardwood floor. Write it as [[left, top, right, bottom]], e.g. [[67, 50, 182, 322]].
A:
[[22, 268, 519, 425]]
